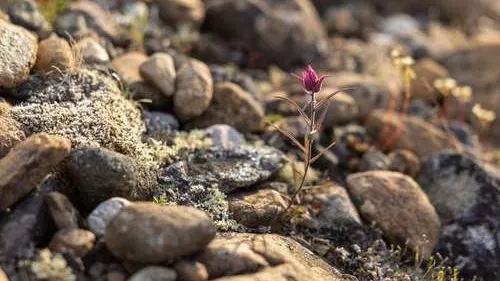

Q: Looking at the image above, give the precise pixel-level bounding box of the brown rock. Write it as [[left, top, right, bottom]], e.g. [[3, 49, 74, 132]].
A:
[[128, 266, 177, 281], [365, 109, 456, 157], [198, 233, 347, 281], [49, 228, 96, 257], [189, 82, 264, 133], [388, 149, 421, 178], [347, 171, 441, 258], [105, 203, 216, 263], [411, 58, 450, 104], [0, 21, 38, 88], [0, 115, 25, 158], [0, 268, 8, 281], [0, 133, 71, 210], [174, 260, 209, 281], [140, 53, 176, 97], [174, 58, 213, 121], [111, 52, 168, 108], [158, 0, 205, 26], [34, 35, 75, 75], [228, 189, 289, 228], [46, 192, 82, 230]]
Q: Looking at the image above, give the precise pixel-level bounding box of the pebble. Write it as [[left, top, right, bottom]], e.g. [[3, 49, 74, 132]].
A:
[[49, 228, 96, 257], [0, 20, 38, 88], [104, 203, 216, 263], [140, 53, 177, 97], [46, 192, 82, 230], [87, 197, 132, 237]]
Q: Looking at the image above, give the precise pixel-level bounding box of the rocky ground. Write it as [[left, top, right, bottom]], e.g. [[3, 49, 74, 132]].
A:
[[0, 0, 500, 280]]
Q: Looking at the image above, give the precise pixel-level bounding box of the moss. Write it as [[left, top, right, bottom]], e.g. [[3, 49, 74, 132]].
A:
[[29, 249, 75, 281]]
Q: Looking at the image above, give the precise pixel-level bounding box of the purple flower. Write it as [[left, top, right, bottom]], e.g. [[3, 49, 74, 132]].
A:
[[295, 65, 328, 94]]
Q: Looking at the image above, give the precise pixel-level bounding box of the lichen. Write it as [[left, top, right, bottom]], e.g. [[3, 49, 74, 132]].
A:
[[29, 249, 75, 281]]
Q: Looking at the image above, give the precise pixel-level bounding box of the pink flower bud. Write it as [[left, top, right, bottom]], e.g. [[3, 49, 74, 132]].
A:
[[298, 65, 328, 94]]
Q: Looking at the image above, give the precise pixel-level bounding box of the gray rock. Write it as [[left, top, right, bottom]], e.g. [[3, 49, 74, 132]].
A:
[[143, 111, 180, 139], [204, 0, 327, 68], [68, 147, 138, 210], [0, 133, 71, 210], [87, 197, 131, 237], [46, 192, 82, 230], [387, 149, 421, 178], [140, 53, 176, 97], [159, 145, 284, 194], [128, 266, 177, 281], [347, 171, 441, 259], [0, 21, 38, 88], [104, 203, 216, 263], [205, 124, 245, 149], [174, 58, 213, 121], [417, 152, 500, 279], [301, 182, 361, 228], [76, 37, 110, 64], [358, 148, 390, 172], [7, 0, 52, 39], [0, 175, 60, 260]]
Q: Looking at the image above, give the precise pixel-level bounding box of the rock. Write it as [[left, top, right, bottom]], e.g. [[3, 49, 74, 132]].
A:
[[140, 53, 176, 97], [322, 2, 377, 37], [112, 52, 169, 109], [87, 197, 131, 237], [228, 189, 289, 228], [380, 14, 421, 38], [417, 152, 500, 279], [300, 182, 362, 228], [143, 111, 179, 140], [323, 73, 393, 120], [358, 148, 390, 172], [439, 44, 500, 143], [174, 58, 213, 121], [9, 68, 147, 155], [0, 21, 38, 88], [46, 192, 82, 230], [188, 82, 264, 133], [68, 147, 138, 210], [365, 110, 456, 157], [210, 65, 262, 101], [318, 91, 359, 126], [104, 203, 216, 263], [159, 146, 283, 194], [0, 133, 71, 210], [34, 35, 76, 75], [0, 268, 8, 281], [158, 0, 205, 26], [411, 58, 449, 104], [0, 10, 9, 22], [204, 0, 327, 68], [49, 228, 96, 257], [367, 0, 481, 23], [197, 233, 347, 281], [205, 125, 245, 149], [128, 266, 177, 281], [76, 37, 110, 64], [61, 1, 124, 44], [0, 175, 59, 260], [388, 149, 421, 178], [7, 0, 52, 39], [347, 171, 440, 258], [173, 260, 208, 281], [0, 115, 25, 158]]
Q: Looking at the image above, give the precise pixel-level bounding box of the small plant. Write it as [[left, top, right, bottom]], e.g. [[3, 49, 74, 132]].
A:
[[270, 65, 345, 215], [471, 103, 496, 141]]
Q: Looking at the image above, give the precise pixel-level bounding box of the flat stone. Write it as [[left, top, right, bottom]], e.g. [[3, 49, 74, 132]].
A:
[[0, 133, 71, 210]]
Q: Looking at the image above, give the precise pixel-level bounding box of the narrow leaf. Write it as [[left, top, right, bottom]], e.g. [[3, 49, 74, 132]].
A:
[[274, 95, 311, 125], [310, 140, 336, 163], [315, 87, 356, 110], [267, 122, 306, 152]]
